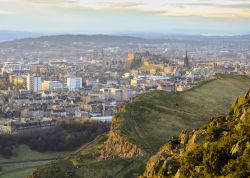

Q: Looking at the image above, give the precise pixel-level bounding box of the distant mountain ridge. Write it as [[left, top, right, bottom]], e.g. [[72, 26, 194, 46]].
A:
[[1, 31, 249, 42], [0, 30, 48, 42], [0, 33, 249, 59]]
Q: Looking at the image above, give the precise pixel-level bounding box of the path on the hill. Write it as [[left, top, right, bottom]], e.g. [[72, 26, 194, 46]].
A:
[[130, 111, 154, 154], [0, 157, 63, 166], [66, 134, 105, 159]]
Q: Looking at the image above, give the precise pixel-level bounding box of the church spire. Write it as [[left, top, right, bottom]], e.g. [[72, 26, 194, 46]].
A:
[[184, 49, 189, 67]]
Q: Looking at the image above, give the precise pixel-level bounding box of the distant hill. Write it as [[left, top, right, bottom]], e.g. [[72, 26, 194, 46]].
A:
[[0, 34, 147, 45], [119, 32, 250, 40], [0, 34, 152, 58], [0, 30, 46, 42], [0, 33, 249, 58], [1, 32, 249, 43], [28, 74, 250, 178]]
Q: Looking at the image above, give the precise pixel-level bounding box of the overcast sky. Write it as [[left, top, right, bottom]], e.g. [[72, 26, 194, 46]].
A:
[[0, 0, 250, 35]]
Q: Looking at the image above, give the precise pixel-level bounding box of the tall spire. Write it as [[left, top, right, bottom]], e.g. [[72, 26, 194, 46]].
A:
[[184, 49, 189, 67], [101, 48, 104, 59]]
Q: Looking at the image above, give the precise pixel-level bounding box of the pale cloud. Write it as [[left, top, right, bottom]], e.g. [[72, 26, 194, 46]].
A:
[[15, 0, 249, 18], [0, 0, 249, 34], [0, 10, 15, 15]]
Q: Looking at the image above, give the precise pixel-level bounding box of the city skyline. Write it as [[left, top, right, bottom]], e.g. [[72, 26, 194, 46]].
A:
[[0, 0, 250, 35]]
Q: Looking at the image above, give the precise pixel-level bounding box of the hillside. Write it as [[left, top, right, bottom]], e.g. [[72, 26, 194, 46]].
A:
[[0, 120, 109, 178], [0, 145, 69, 178], [1, 34, 249, 59], [0, 30, 45, 41], [102, 75, 250, 155], [0, 34, 147, 51], [141, 89, 250, 177], [29, 75, 250, 178]]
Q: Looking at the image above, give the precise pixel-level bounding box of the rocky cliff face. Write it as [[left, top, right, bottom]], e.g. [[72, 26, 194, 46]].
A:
[[100, 129, 144, 159], [141, 89, 250, 178], [100, 106, 145, 159]]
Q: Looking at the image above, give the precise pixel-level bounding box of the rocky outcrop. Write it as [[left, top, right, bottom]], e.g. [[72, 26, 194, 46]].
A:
[[141, 89, 250, 178], [100, 130, 144, 159], [100, 106, 145, 159], [185, 130, 206, 151], [141, 143, 181, 178]]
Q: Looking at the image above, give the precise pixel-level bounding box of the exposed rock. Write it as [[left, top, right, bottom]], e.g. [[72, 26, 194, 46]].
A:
[[208, 116, 227, 127], [230, 141, 248, 156], [186, 130, 205, 151], [141, 90, 250, 178], [244, 90, 250, 99], [174, 169, 180, 178], [140, 144, 180, 178], [179, 130, 190, 144], [100, 130, 144, 159], [100, 113, 144, 159]]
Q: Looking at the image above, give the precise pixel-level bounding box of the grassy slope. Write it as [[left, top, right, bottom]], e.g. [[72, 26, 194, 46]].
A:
[[68, 135, 147, 178], [0, 145, 69, 162], [67, 75, 250, 178], [0, 145, 70, 178], [27, 75, 250, 178], [141, 89, 250, 177], [0, 164, 41, 178], [118, 75, 250, 152]]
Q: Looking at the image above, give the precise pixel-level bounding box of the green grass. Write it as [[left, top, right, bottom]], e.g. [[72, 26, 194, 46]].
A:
[[0, 145, 70, 178], [68, 75, 250, 178], [19, 74, 250, 178], [0, 164, 42, 178], [0, 145, 69, 163], [75, 157, 146, 178], [65, 134, 147, 178], [67, 134, 108, 165], [117, 75, 250, 152], [0, 165, 37, 178]]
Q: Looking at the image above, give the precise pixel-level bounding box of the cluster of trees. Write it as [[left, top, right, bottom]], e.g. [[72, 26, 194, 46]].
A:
[[0, 135, 16, 157], [0, 120, 110, 157]]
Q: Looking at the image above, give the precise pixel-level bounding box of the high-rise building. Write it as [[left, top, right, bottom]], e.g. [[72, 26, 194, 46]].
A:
[[27, 73, 41, 92], [67, 77, 82, 91]]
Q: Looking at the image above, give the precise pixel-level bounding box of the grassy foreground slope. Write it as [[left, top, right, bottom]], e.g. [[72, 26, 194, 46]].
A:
[[0, 145, 69, 178], [141, 89, 250, 177], [118, 75, 250, 152], [30, 75, 250, 178]]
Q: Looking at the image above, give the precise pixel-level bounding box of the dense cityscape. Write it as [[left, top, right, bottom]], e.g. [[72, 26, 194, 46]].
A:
[[0, 0, 250, 177], [0, 35, 249, 134]]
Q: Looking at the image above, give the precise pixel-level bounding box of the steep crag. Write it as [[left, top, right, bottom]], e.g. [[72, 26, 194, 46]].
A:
[[141, 90, 250, 178]]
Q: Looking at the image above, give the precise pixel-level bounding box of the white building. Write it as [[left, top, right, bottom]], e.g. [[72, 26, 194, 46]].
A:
[[67, 77, 83, 91], [42, 81, 63, 91], [100, 88, 127, 101], [27, 73, 41, 92], [2, 62, 23, 73], [91, 116, 112, 122]]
